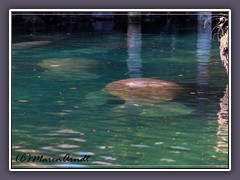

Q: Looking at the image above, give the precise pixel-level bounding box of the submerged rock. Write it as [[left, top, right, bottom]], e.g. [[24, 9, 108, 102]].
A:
[[105, 78, 184, 104]]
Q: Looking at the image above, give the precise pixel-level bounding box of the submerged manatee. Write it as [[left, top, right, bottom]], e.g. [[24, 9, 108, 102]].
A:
[[37, 58, 102, 80], [38, 58, 101, 71], [111, 101, 194, 117], [105, 78, 184, 104], [85, 78, 194, 116], [12, 41, 52, 49]]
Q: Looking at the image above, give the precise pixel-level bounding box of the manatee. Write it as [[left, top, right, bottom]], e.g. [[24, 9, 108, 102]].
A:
[[60, 47, 109, 55], [105, 78, 184, 104], [12, 41, 52, 49], [111, 101, 194, 117], [85, 78, 194, 116], [38, 58, 101, 72], [37, 58, 101, 80], [85, 90, 114, 106]]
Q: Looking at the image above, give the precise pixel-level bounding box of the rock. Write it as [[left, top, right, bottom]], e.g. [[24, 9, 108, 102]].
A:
[[220, 31, 228, 74], [218, 31, 229, 123]]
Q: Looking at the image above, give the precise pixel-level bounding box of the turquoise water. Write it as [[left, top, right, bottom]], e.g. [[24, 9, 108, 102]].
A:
[[11, 24, 228, 169]]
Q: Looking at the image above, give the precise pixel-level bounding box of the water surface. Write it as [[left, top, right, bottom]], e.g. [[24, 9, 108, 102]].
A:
[[11, 23, 228, 169]]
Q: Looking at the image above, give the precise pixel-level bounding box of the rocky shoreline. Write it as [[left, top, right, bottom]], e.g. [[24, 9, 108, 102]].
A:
[[220, 31, 229, 74], [218, 30, 229, 123]]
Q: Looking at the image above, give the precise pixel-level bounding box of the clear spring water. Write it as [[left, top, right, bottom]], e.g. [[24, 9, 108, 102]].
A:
[[11, 23, 228, 169]]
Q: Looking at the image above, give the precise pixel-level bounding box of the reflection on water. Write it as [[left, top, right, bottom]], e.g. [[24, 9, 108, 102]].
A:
[[218, 84, 229, 123], [216, 84, 228, 154], [11, 23, 228, 169], [196, 12, 211, 114], [196, 12, 228, 157], [127, 23, 142, 78]]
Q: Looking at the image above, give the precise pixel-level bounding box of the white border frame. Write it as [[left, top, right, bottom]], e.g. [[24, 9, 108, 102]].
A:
[[9, 9, 231, 171]]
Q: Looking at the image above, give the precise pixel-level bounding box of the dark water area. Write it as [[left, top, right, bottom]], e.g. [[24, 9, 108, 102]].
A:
[[11, 21, 228, 169]]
